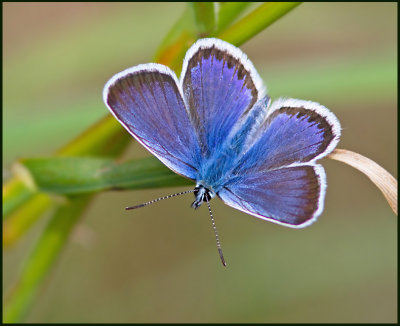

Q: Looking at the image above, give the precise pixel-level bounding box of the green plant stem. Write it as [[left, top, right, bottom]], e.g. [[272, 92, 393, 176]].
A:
[[217, 2, 301, 46], [3, 195, 93, 323], [3, 178, 35, 218], [191, 2, 216, 35], [3, 194, 53, 247], [56, 114, 130, 157], [214, 2, 253, 33], [153, 5, 196, 71]]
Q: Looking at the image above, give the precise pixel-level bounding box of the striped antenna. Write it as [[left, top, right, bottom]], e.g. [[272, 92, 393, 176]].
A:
[[206, 197, 227, 267], [125, 189, 195, 210]]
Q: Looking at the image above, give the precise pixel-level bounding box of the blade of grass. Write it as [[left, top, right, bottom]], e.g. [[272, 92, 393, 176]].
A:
[[14, 156, 192, 195], [2, 116, 131, 246], [191, 2, 217, 36], [214, 2, 253, 33], [153, 5, 197, 70], [56, 114, 131, 157], [3, 194, 93, 323], [3, 194, 55, 247], [3, 116, 131, 217], [3, 178, 35, 218], [217, 2, 301, 46]]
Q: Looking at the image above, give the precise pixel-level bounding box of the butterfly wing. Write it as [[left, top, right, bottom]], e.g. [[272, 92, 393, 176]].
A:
[[218, 99, 341, 227], [237, 98, 341, 170], [103, 64, 200, 180], [219, 165, 326, 227], [181, 38, 266, 158]]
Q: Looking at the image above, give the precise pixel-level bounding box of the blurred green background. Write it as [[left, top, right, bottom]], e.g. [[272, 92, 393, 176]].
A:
[[3, 2, 397, 323]]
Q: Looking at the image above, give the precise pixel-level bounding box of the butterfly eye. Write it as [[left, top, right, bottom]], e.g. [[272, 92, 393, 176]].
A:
[[193, 187, 200, 197]]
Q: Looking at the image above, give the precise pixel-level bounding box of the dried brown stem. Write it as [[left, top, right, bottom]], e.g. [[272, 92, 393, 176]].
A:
[[327, 148, 397, 215]]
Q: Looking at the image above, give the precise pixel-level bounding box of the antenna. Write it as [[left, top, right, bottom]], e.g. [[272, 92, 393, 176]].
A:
[[125, 189, 195, 210], [206, 197, 227, 267]]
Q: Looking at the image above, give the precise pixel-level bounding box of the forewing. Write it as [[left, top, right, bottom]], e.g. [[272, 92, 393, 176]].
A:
[[103, 64, 200, 180], [235, 98, 341, 173], [181, 38, 266, 157], [218, 165, 326, 228]]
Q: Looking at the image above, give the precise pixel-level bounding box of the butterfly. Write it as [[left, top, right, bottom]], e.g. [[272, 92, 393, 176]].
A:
[[103, 38, 341, 266]]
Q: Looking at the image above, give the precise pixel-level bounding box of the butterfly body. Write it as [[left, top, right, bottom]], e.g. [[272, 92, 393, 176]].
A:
[[104, 38, 341, 229], [191, 185, 214, 209]]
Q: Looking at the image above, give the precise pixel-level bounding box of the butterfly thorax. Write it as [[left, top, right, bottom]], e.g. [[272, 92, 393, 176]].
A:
[[191, 184, 216, 209], [195, 144, 246, 194]]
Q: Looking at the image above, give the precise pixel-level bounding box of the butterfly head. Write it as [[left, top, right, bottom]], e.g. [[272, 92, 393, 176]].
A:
[[191, 184, 216, 210]]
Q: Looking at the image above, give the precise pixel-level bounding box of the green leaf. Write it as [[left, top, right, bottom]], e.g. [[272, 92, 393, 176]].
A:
[[15, 156, 192, 195]]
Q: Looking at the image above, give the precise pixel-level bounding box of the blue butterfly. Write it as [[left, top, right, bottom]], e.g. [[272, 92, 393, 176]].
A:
[[103, 38, 341, 266]]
